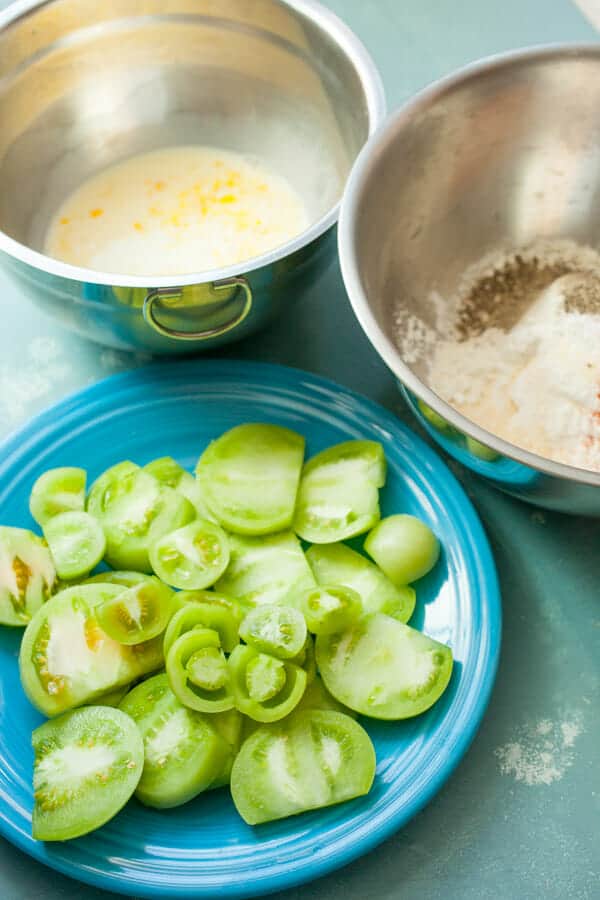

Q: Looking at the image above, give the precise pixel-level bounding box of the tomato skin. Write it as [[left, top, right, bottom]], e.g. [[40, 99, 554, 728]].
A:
[[31, 705, 144, 841], [19, 584, 164, 717], [316, 613, 453, 720], [364, 514, 440, 585], [119, 673, 226, 808], [196, 423, 305, 535], [230, 710, 376, 825], [293, 441, 385, 544], [228, 644, 307, 723]]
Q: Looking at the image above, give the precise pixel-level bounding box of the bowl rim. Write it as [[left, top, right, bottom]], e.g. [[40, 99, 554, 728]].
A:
[[0, 0, 386, 287], [338, 41, 600, 489]]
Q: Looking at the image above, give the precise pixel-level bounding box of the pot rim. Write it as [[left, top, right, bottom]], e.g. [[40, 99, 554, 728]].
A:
[[0, 0, 386, 287], [338, 41, 600, 489]]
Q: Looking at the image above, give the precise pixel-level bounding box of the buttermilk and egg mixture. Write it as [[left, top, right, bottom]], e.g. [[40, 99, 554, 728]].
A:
[[45, 146, 309, 276]]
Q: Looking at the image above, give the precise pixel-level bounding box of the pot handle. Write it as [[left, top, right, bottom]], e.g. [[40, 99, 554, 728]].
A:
[[142, 276, 252, 340]]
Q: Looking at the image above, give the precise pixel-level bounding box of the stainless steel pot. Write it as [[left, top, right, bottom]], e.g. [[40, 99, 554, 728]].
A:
[[0, 0, 385, 353], [339, 46, 600, 516]]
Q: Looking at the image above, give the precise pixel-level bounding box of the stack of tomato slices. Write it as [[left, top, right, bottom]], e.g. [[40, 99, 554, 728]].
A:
[[0, 424, 452, 840]]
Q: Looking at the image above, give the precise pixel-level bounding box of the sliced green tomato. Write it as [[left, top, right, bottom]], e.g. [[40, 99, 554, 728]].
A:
[[85, 571, 151, 588], [149, 519, 229, 590], [294, 674, 356, 717], [300, 585, 361, 635], [465, 436, 500, 461], [19, 584, 164, 716], [292, 635, 317, 685], [229, 644, 306, 723], [417, 400, 452, 432], [215, 531, 315, 608], [43, 511, 106, 580], [163, 595, 240, 656], [91, 685, 130, 707], [306, 543, 415, 623], [32, 705, 143, 840], [29, 467, 87, 527], [166, 628, 234, 713], [316, 613, 453, 720], [196, 424, 305, 535], [119, 673, 225, 808], [96, 577, 175, 645], [144, 457, 216, 521], [209, 708, 244, 789], [364, 514, 440, 585], [230, 710, 375, 825], [87, 462, 195, 572], [0, 526, 56, 626], [293, 441, 386, 544], [239, 604, 307, 659]]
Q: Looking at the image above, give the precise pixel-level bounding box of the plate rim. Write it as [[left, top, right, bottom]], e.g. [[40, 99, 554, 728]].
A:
[[0, 359, 502, 899]]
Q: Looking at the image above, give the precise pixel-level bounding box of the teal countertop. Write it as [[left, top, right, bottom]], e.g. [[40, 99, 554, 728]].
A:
[[1, 1, 599, 898]]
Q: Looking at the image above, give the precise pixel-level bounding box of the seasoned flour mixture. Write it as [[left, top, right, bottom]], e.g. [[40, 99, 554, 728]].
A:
[[45, 146, 309, 276], [425, 248, 600, 471]]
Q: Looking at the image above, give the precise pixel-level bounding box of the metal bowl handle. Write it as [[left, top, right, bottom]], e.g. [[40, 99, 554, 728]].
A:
[[143, 276, 252, 340]]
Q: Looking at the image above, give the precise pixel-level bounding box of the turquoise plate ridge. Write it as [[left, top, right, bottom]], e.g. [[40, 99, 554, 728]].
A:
[[0, 360, 501, 898]]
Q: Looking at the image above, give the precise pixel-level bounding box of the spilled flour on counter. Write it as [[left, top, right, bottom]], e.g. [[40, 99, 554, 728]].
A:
[[494, 714, 583, 786], [0, 336, 71, 426]]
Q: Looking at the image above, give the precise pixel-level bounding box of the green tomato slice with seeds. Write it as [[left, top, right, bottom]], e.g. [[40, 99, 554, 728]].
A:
[[43, 511, 106, 580], [144, 456, 216, 522], [300, 585, 362, 635], [149, 519, 230, 590], [306, 542, 415, 623], [32, 705, 144, 841], [239, 604, 307, 659], [19, 584, 163, 717], [166, 628, 234, 713], [87, 462, 195, 572], [196, 423, 305, 535], [119, 673, 226, 808], [215, 531, 315, 609], [293, 440, 385, 544], [96, 577, 175, 645], [228, 643, 306, 723], [29, 467, 87, 528], [230, 709, 375, 825], [364, 514, 440, 585], [316, 612, 453, 720], [0, 526, 56, 626]]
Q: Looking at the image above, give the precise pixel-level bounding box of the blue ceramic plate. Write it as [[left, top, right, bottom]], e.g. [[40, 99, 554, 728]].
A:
[[0, 360, 501, 898]]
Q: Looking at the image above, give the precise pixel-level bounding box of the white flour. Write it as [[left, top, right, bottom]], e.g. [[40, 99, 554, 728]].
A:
[[412, 244, 600, 471], [494, 715, 583, 786]]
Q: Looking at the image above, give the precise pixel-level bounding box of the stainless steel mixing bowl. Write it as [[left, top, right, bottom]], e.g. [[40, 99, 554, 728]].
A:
[[339, 45, 600, 516], [0, 0, 384, 353]]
